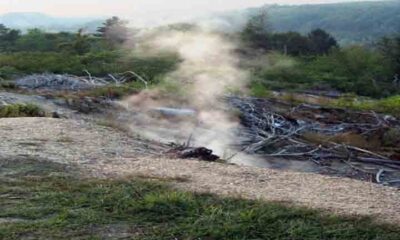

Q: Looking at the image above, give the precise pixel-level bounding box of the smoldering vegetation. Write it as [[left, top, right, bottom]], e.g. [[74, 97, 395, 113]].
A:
[[93, 26, 400, 187], [117, 29, 248, 156], [1, 10, 400, 188]]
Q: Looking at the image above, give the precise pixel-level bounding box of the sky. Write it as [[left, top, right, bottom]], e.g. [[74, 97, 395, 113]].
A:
[[0, 0, 382, 17]]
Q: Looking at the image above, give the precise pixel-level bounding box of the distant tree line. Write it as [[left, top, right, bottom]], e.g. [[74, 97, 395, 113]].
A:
[[0, 16, 129, 54], [241, 10, 338, 56], [263, 1, 400, 45]]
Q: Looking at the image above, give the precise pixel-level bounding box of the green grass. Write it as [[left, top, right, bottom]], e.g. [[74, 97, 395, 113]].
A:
[[0, 104, 44, 118], [0, 159, 399, 240], [249, 81, 272, 98], [333, 95, 400, 117]]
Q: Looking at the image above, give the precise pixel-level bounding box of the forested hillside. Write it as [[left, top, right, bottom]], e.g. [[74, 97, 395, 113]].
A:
[[221, 1, 400, 45], [268, 1, 400, 44]]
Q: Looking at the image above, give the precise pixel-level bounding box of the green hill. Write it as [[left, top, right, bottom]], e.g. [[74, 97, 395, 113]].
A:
[[236, 1, 400, 45]]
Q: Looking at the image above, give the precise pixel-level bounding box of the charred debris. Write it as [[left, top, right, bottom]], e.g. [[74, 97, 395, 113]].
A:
[[9, 73, 400, 187], [227, 96, 400, 187]]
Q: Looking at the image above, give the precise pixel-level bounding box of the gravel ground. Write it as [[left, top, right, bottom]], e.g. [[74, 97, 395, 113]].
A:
[[1, 117, 400, 225]]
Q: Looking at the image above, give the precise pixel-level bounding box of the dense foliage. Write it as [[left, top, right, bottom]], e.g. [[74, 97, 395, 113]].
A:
[[251, 46, 398, 98], [0, 51, 178, 80]]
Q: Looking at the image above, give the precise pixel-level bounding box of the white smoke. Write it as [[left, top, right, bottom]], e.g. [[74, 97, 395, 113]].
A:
[[123, 28, 249, 156], [152, 30, 247, 106]]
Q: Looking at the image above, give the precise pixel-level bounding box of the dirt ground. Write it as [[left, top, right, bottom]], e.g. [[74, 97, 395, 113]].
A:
[[1, 117, 400, 225]]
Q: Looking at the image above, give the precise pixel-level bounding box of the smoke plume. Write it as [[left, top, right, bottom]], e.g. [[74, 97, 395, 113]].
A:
[[123, 28, 249, 156]]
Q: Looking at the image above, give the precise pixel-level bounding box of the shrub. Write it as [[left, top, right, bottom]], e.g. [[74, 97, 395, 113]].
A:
[[0, 52, 82, 74], [252, 53, 314, 91], [251, 47, 396, 97], [305, 46, 393, 97], [0, 81, 17, 90], [0, 66, 20, 79], [249, 81, 271, 98], [0, 51, 179, 80], [0, 104, 44, 118]]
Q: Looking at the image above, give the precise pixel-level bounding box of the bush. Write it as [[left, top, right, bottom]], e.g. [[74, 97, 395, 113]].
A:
[[305, 46, 393, 97], [0, 81, 17, 90], [0, 66, 20, 79], [0, 51, 179, 80], [252, 53, 314, 91], [0, 104, 44, 118], [251, 47, 395, 97], [0, 52, 82, 74]]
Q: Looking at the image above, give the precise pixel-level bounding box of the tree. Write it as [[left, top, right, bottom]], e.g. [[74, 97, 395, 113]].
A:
[[73, 29, 92, 55], [241, 9, 272, 50], [0, 24, 21, 52], [0, 24, 8, 36], [15, 29, 55, 52], [308, 29, 338, 55], [270, 32, 312, 56], [378, 36, 400, 79], [58, 29, 92, 55], [96, 16, 129, 48]]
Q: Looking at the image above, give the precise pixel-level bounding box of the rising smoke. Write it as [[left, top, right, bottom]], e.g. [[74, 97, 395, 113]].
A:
[[122, 28, 249, 156]]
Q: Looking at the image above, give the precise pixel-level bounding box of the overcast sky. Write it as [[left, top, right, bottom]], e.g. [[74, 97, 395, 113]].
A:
[[0, 0, 382, 17]]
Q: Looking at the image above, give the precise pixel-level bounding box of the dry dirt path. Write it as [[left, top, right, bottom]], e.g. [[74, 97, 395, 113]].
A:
[[1, 117, 400, 225]]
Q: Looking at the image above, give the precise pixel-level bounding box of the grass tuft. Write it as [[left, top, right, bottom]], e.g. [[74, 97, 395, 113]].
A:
[[0, 104, 44, 118], [0, 159, 399, 239]]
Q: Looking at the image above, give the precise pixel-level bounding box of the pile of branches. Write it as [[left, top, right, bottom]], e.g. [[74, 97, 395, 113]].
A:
[[16, 71, 148, 91], [227, 96, 400, 186], [16, 74, 108, 91]]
